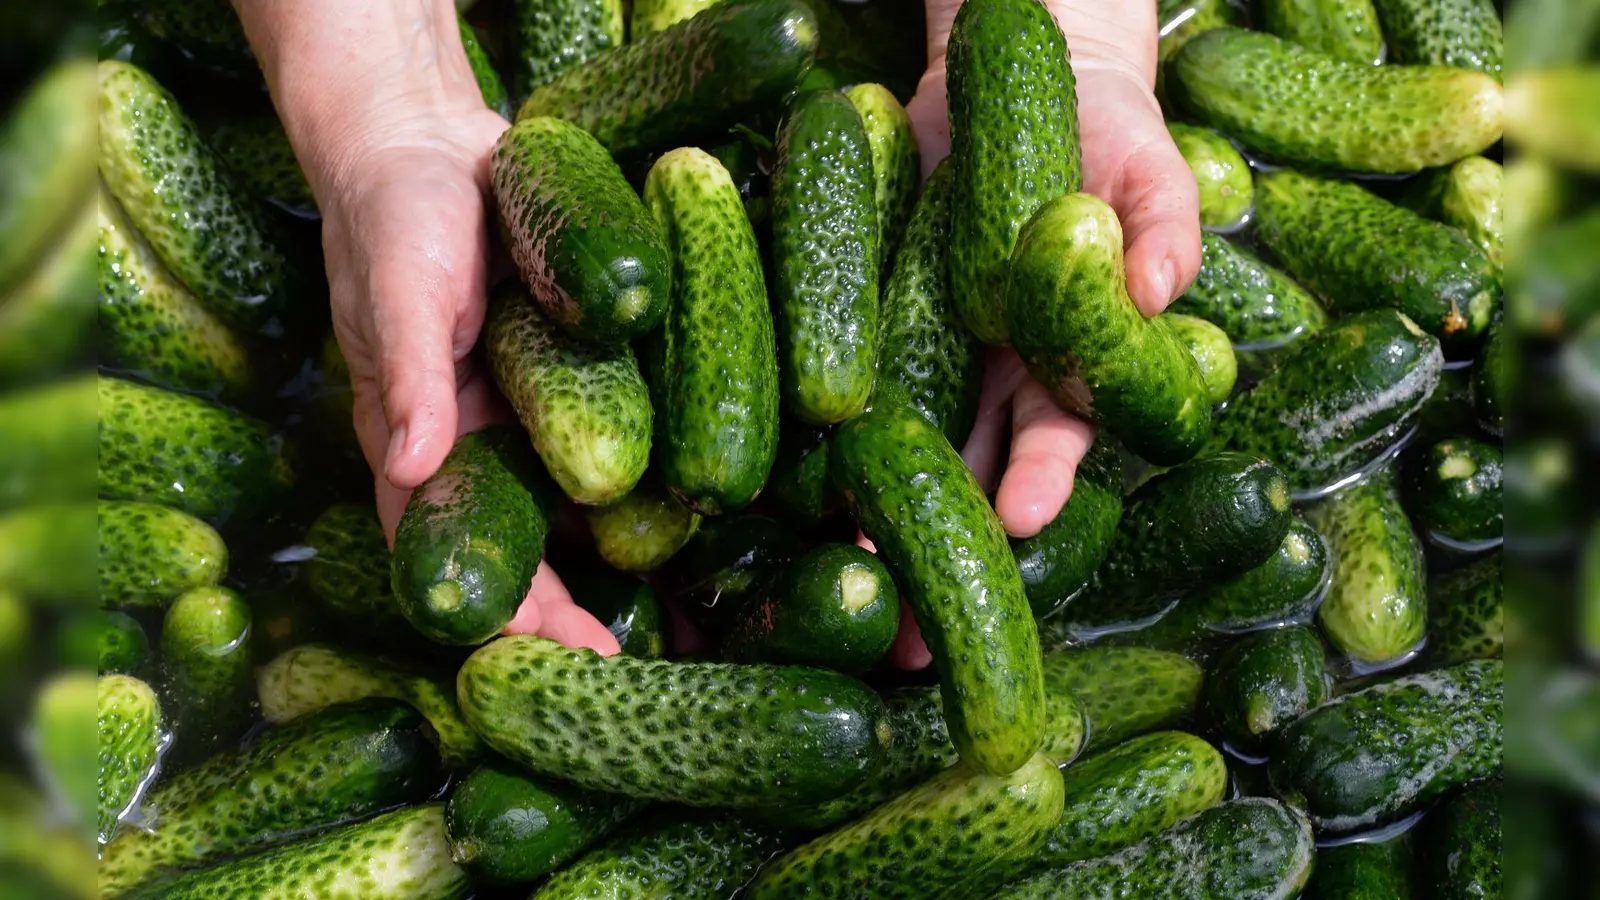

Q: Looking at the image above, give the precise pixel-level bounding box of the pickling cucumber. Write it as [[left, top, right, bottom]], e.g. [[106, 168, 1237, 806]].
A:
[[206, 115, 317, 216], [1011, 440, 1124, 618], [630, 0, 721, 37], [160, 585, 253, 761], [456, 16, 508, 117], [0, 193, 96, 388], [0, 60, 95, 298], [556, 560, 668, 658], [534, 814, 785, 899], [98, 500, 227, 610], [1203, 626, 1330, 753], [764, 424, 842, 527], [1156, 0, 1243, 108], [0, 504, 98, 606], [1168, 123, 1253, 229], [511, 0, 622, 94], [1169, 233, 1329, 372], [1303, 835, 1414, 900], [1373, 0, 1503, 78], [1260, 0, 1385, 62], [0, 374, 96, 510], [1407, 436, 1503, 549], [1166, 313, 1238, 406], [1422, 552, 1502, 666], [722, 543, 900, 673], [138, 0, 255, 72], [302, 502, 399, 623], [1421, 779, 1501, 898], [1411, 155, 1503, 274], [666, 514, 802, 636], [1187, 517, 1331, 632], [583, 474, 701, 572], [92, 611, 151, 675], [1042, 647, 1204, 753], [846, 82, 919, 275], [97, 673, 163, 844]]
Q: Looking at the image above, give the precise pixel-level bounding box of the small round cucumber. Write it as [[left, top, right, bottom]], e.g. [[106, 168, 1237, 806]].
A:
[[1042, 647, 1204, 754], [1407, 436, 1503, 549], [1203, 626, 1330, 753], [666, 514, 803, 637], [1168, 123, 1253, 229], [1420, 779, 1501, 898], [1010, 439, 1125, 618], [722, 543, 900, 673], [535, 814, 786, 899], [1301, 833, 1411, 900], [845, 82, 919, 274], [1422, 552, 1502, 666], [1170, 232, 1329, 373], [97, 673, 164, 843], [1431, 155, 1504, 273], [1165, 312, 1239, 405], [556, 561, 668, 658], [583, 474, 701, 572], [1190, 516, 1332, 632], [159, 585, 253, 761], [1260, 0, 1384, 62], [98, 500, 227, 610]]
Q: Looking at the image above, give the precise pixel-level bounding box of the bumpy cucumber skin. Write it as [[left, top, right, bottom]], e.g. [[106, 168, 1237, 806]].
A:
[[98, 500, 227, 610], [1172, 232, 1329, 370], [206, 116, 317, 215], [771, 90, 880, 425], [557, 563, 667, 658], [832, 405, 1046, 774], [160, 586, 253, 760], [1043, 731, 1227, 866], [93, 611, 151, 674], [644, 147, 779, 513], [518, 0, 819, 153], [392, 426, 549, 645], [1303, 836, 1414, 900], [1011, 440, 1124, 618], [1166, 313, 1238, 406], [873, 158, 984, 447], [512, 0, 622, 93], [1155, 0, 1243, 108], [747, 754, 1065, 900], [1190, 517, 1331, 631], [1374, 0, 1503, 78], [667, 514, 802, 636], [1168, 123, 1254, 229], [1308, 467, 1427, 665], [1006, 193, 1214, 465], [1261, 0, 1385, 62], [994, 798, 1316, 900], [1203, 309, 1443, 495], [1255, 171, 1498, 349], [1429, 155, 1504, 272], [138, 0, 255, 71], [1203, 626, 1329, 752], [98, 674, 163, 844], [1423, 553, 1502, 666], [97, 376, 295, 523], [1271, 659, 1502, 832], [457, 17, 509, 117], [99, 700, 443, 899], [458, 635, 890, 806], [631, 0, 722, 36], [948, 0, 1081, 344], [484, 283, 652, 505], [583, 475, 701, 572], [1042, 647, 1203, 753], [445, 762, 640, 885], [125, 804, 468, 900], [1173, 28, 1502, 173], [1422, 780, 1501, 898], [1409, 436, 1503, 546], [535, 814, 786, 899], [722, 543, 900, 673], [846, 82, 919, 275], [493, 117, 670, 344], [303, 503, 399, 622], [97, 61, 293, 331], [0, 60, 96, 296]]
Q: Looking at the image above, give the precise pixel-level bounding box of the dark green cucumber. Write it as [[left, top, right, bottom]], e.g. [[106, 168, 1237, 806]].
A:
[[1419, 364, 1476, 434], [457, 17, 508, 117], [1422, 552, 1502, 665], [1011, 440, 1124, 618], [1473, 322, 1505, 438], [583, 474, 701, 572], [1189, 517, 1332, 632], [846, 82, 919, 275], [0, 192, 96, 388], [1042, 647, 1204, 753], [1421, 780, 1501, 897], [97, 61, 294, 331], [517, 0, 819, 154], [1255, 171, 1498, 349], [1374, 0, 1503, 78], [764, 423, 841, 526], [947, 0, 1081, 344], [206, 115, 317, 216], [722, 543, 900, 673], [457, 635, 890, 805], [1171, 233, 1329, 373], [1155, 0, 1243, 109], [492, 117, 670, 344], [706, 132, 772, 228], [1260, 0, 1385, 62], [1308, 466, 1427, 666], [1270, 659, 1502, 832], [392, 426, 551, 644], [0, 60, 95, 294], [1203, 309, 1444, 495], [644, 146, 779, 513], [1042, 731, 1227, 865], [512, 0, 621, 93], [831, 404, 1045, 774], [1303, 835, 1414, 900], [746, 753, 1064, 900], [444, 762, 640, 885], [1006, 193, 1214, 465], [1167, 123, 1253, 229], [1413, 156, 1503, 274], [630, 0, 722, 36], [97, 673, 163, 843], [1407, 436, 1503, 548], [138, 0, 255, 72], [873, 158, 984, 447], [1166, 313, 1238, 406], [97, 375, 296, 523], [98, 699, 443, 898], [771, 89, 879, 425], [993, 798, 1316, 900], [666, 514, 802, 636], [534, 813, 786, 899], [91, 611, 151, 674], [160, 585, 253, 761], [1203, 626, 1329, 753], [484, 282, 653, 505], [302, 502, 400, 623], [557, 562, 668, 658], [98, 500, 227, 610]]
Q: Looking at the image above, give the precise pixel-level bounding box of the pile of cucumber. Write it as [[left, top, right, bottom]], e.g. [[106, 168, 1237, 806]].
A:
[[74, 0, 1510, 896]]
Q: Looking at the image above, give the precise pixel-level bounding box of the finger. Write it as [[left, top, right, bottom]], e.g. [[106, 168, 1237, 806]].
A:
[[905, 64, 952, 177], [1116, 134, 1203, 316], [367, 260, 463, 490], [961, 348, 1027, 493], [502, 589, 544, 636], [888, 601, 932, 670], [538, 599, 624, 656], [995, 378, 1096, 538]]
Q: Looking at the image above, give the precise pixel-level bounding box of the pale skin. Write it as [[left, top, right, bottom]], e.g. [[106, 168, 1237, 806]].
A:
[[232, 0, 1199, 663]]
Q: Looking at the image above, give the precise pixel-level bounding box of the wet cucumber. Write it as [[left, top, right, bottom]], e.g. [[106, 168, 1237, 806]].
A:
[[832, 404, 1045, 774], [457, 635, 890, 806], [0, 60, 95, 296], [1260, 0, 1385, 62], [1155, 0, 1243, 108], [98, 500, 227, 610], [846, 82, 919, 274], [764, 423, 842, 527], [1170, 233, 1330, 374], [1167, 123, 1253, 229], [947, 0, 1081, 344], [1172, 28, 1502, 173], [138, 0, 255, 72], [456, 17, 508, 117], [1374, 0, 1503, 78], [1188, 517, 1332, 632], [644, 146, 779, 513], [1167, 313, 1238, 406], [666, 514, 803, 636], [206, 115, 317, 216], [517, 0, 819, 154], [302, 503, 399, 622], [1421, 780, 1501, 897], [722, 543, 900, 673], [160, 586, 253, 761], [583, 474, 701, 572], [1010, 440, 1124, 618], [1006, 193, 1214, 465], [1407, 436, 1503, 549], [0, 193, 96, 388], [1042, 647, 1204, 753], [511, 0, 622, 94], [97, 673, 163, 844], [92, 611, 151, 674], [534, 813, 785, 899], [1270, 659, 1502, 832], [0, 375, 96, 509], [1411, 155, 1503, 274], [1203, 626, 1330, 753], [1303, 835, 1414, 899], [557, 561, 668, 658], [492, 117, 670, 344], [630, 0, 722, 37], [1308, 466, 1427, 666], [0, 504, 98, 606], [392, 426, 551, 645], [1421, 552, 1502, 665]]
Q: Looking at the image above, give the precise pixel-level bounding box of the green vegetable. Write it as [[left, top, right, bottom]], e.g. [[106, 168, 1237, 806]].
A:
[[1474, 322, 1506, 438], [1170, 233, 1329, 374], [1011, 440, 1124, 618], [557, 562, 667, 658], [1042, 647, 1203, 753], [1421, 780, 1501, 898], [764, 424, 840, 527], [845, 82, 919, 274], [583, 474, 701, 572], [1413, 156, 1503, 274], [1373, 0, 1503, 78], [160, 586, 253, 761], [1505, 68, 1600, 173], [0, 193, 96, 388], [1188, 517, 1332, 632], [630, 0, 723, 37], [722, 543, 899, 673], [1203, 626, 1329, 753], [1422, 552, 1502, 666], [512, 0, 622, 93], [1510, 209, 1600, 338], [457, 17, 508, 117], [90, 611, 150, 674], [1407, 436, 1503, 549], [302, 503, 398, 622], [1303, 836, 1413, 899], [0, 375, 96, 510], [1418, 364, 1476, 434], [138, 0, 255, 72], [1167, 123, 1253, 229], [97, 673, 163, 843], [32, 673, 99, 836], [1166, 313, 1238, 406], [666, 514, 802, 636], [0, 60, 96, 296], [98, 500, 227, 610], [1155, 0, 1243, 109], [206, 115, 317, 215], [1260, 0, 1385, 61], [0, 503, 98, 606], [534, 814, 785, 899]]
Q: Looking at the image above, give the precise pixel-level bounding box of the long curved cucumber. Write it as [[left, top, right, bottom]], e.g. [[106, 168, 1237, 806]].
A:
[[1373, 0, 1503, 78]]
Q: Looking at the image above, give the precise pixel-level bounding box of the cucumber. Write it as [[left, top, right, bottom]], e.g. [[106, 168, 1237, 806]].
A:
[[764, 424, 841, 526], [457, 635, 890, 805], [0, 504, 98, 606], [666, 514, 802, 636], [1373, 0, 1503, 78], [992, 798, 1316, 900], [159, 585, 253, 761], [98, 500, 227, 610], [517, 0, 819, 154], [583, 474, 701, 572], [1188, 517, 1332, 632], [557, 562, 668, 658], [1172, 28, 1503, 173], [1155, 0, 1243, 109], [492, 117, 671, 344], [643, 146, 779, 512], [124, 803, 468, 900], [0, 376, 97, 511], [1010, 440, 1124, 618], [1510, 208, 1600, 337], [1504, 68, 1600, 173], [138, 0, 255, 72], [302, 503, 399, 622], [92, 611, 151, 674], [831, 404, 1045, 774], [97, 673, 164, 843], [707, 132, 772, 228], [747, 753, 1064, 899], [1419, 364, 1476, 434], [1421, 780, 1501, 897], [1413, 156, 1503, 273], [1202, 309, 1444, 496], [1302, 835, 1414, 900], [392, 426, 551, 645], [1203, 626, 1329, 753], [97, 180, 254, 400], [771, 89, 879, 425], [1006, 193, 1214, 465], [97, 61, 294, 331], [845, 82, 919, 275], [98, 699, 444, 898], [1260, 0, 1385, 62], [206, 115, 317, 216], [1308, 466, 1427, 666], [1254, 171, 1498, 349], [257, 644, 485, 767], [947, 0, 1081, 344], [97, 376, 296, 523], [457, 17, 508, 117], [1270, 659, 1502, 832], [0, 193, 96, 388], [512, 0, 622, 93], [1042, 647, 1203, 753], [1169, 233, 1330, 373], [1422, 552, 1502, 666], [1407, 436, 1502, 548], [1167, 123, 1253, 229], [722, 543, 899, 673], [534, 813, 785, 899], [1042, 731, 1227, 865], [873, 158, 984, 447], [630, 0, 722, 37], [0, 60, 96, 296], [1166, 313, 1238, 406], [33, 672, 99, 836], [484, 282, 653, 505], [444, 762, 641, 884]]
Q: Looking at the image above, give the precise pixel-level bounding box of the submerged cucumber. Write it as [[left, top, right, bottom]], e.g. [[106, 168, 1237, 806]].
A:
[[97, 673, 163, 844], [1421, 779, 1501, 898], [1303, 835, 1414, 900], [1170, 232, 1329, 372], [1188, 517, 1331, 632], [1011, 440, 1124, 618], [90, 611, 151, 675], [1422, 552, 1502, 666], [1043, 647, 1204, 753], [206, 115, 317, 216], [1168, 123, 1253, 229], [1260, 0, 1385, 62], [302, 503, 397, 622], [1203, 626, 1330, 753], [160, 586, 253, 761], [1407, 436, 1503, 548], [534, 814, 785, 899], [98, 500, 227, 610], [583, 474, 701, 572]]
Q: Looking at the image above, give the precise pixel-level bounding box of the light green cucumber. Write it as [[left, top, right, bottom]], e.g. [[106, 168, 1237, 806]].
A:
[[0, 503, 98, 607], [32, 672, 99, 838], [1166, 313, 1238, 405], [631, 0, 724, 37], [1505, 67, 1600, 173], [1168, 123, 1253, 229], [1260, 0, 1385, 62], [0, 193, 96, 387], [846, 82, 919, 274], [1042, 647, 1204, 753], [160, 586, 253, 762], [98, 500, 227, 610], [1373, 0, 1503, 78], [534, 814, 786, 899], [97, 673, 164, 844], [0, 374, 97, 510], [0, 60, 96, 296], [1411, 155, 1503, 274], [583, 473, 701, 572]]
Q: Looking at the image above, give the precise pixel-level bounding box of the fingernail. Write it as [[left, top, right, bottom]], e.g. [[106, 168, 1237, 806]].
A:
[[1157, 259, 1179, 303], [384, 424, 409, 475]]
